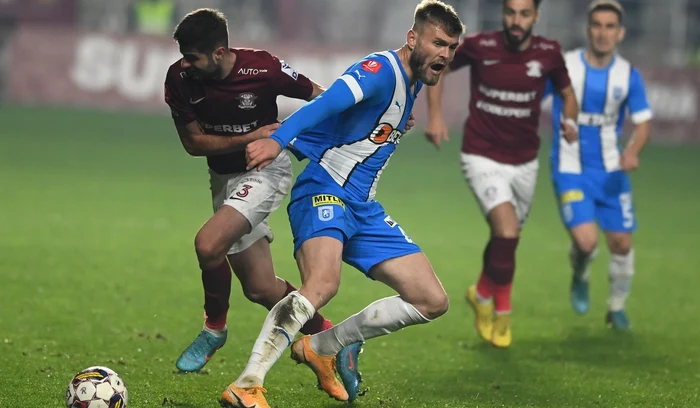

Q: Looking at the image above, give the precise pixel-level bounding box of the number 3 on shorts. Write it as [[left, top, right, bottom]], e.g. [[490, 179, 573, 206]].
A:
[[234, 184, 254, 199]]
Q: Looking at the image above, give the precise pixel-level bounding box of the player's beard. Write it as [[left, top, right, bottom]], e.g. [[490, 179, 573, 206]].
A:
[[185, 60, 223, 81], [409, 46, 444, 86], [504, 23, 533, 49]]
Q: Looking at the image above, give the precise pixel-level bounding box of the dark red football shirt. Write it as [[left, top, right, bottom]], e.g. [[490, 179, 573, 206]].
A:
[[164, 48, 313, 174], [449, 31, 571, 164]]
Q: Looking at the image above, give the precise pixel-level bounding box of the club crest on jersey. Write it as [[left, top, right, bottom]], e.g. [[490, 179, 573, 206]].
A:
[[526, 60, 543, 78], [368, 123, 402, 145], [236, 92, 257, 110], [361, 60, 382, 74], [317, 206, 334, 221], [613, 86, 624, 101]]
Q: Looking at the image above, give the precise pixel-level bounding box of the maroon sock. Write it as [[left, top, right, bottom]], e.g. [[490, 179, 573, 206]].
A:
[[283, 281, 332, 334], [476, 272, 495, 299], [482, 236, 519, 313], [202, 260, 232, 330]]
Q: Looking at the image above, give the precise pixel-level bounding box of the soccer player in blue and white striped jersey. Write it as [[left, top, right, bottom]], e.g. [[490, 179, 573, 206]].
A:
[[547, 0, 652, 330], [218, 2, 465, 407]]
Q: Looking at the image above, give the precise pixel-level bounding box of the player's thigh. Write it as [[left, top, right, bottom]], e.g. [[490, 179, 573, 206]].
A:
[[552, 172, 597, 233], [295, 236, 344, 310], [460, 153, 515, 220], [288, 192, 354, 309], [369, 252, 448, 320], [596, 172, 636, 235], [227, 236, 285, 308], [216, 150, 293, 229], [511, 158, 539, 225], [343, 206, 421, 279]]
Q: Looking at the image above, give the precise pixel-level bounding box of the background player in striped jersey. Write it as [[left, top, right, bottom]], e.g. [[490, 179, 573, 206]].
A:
[[218, 2, 463, 407], [424, 0, 579, 348], [547, 0, 652, 330], [163, 8, 361, 387]]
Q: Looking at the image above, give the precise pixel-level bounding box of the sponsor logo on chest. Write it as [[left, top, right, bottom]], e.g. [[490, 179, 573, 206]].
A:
[[199, 120, 260, 133]]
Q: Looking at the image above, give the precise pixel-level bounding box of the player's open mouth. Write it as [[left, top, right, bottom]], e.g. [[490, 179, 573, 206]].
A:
[[429, 63, 445, 74]]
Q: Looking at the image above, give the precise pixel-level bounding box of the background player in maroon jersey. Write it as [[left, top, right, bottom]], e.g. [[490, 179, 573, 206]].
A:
[[163, 9, 363, 386], [424, 0, 579, 348]]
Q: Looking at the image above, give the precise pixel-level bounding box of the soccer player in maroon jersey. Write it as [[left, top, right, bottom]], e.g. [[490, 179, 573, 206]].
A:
[[163, 9, 363, 389], [425, 0, 579, 348]]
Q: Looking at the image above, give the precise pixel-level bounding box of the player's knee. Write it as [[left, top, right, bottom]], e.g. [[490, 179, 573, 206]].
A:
[[417, 289, 449, 321], [300, 274, 340, 309], [574, 238, 598, 256], [194, 234, 225, 270], [243, 285, 278, 308], [608, 239, 631, 256]]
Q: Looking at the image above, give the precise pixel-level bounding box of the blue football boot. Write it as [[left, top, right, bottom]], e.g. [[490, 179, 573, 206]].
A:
[[606, 310, 630, 330], [176, 327, 227, 372], [335, 342, 364, 402], [570, 277, 590, 315]]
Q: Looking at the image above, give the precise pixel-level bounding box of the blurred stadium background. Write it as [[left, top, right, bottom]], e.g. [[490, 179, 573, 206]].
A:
[[1, 0, 700, 138], [2, 1, 700, 407]]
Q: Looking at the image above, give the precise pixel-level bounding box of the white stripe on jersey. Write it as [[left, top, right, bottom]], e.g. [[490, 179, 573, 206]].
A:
[[340, 74, 364, 104], [319, 51, 407, 200]]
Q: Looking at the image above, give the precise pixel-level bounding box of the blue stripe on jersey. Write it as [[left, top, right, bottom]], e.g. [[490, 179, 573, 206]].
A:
[[579, 57, 611, 171]]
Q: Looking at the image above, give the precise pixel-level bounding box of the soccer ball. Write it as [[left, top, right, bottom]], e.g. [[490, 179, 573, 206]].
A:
[[65, 366, 128, 408]]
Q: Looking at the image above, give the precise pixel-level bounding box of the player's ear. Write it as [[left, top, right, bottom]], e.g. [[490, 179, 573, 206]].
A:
[[407, 29, 417, 51], [618, 25, 626, 43], [213, 46, 226, 61]]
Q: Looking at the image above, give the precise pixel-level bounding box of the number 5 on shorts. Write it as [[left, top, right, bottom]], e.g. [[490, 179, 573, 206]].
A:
[[619, 193, 634, 229]]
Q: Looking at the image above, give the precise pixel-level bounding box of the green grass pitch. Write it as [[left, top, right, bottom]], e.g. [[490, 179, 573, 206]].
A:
[[1, 106, 699, 407]]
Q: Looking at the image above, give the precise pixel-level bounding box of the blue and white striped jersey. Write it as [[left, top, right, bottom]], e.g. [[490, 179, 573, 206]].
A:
[[271, 50, 420, 201], [549, 48, 652, 173]]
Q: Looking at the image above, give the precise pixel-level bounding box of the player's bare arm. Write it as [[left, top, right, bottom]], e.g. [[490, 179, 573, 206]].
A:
[[175, 120, 280, 156], [424, 66, 450, 149], [307, 80, 326, 100], [559, 85, 580, 143], [621, 120, 650, 172]]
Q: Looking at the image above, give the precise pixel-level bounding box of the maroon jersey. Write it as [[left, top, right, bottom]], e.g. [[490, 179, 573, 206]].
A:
[[449, 31, 571, 164], [164, 48, 313, 174]]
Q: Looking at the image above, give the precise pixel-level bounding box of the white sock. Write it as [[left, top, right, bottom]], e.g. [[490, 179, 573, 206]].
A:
[[309, 296, 430, 357], [235, 292, 315, 387], [608, 249, 634, 311], [569, 245, 597, 281]]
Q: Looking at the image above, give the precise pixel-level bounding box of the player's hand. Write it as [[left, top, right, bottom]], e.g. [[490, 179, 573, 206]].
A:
[[424, 116, 450, 149], [402, 113, 416, 134], [246, 138, 282, 171], [254, 123, 281, 139], [620, 150, 639, 172], [561, 119, 579, 144]]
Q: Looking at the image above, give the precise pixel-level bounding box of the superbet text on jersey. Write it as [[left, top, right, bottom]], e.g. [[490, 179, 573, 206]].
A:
[[449, 31, 572, 164]]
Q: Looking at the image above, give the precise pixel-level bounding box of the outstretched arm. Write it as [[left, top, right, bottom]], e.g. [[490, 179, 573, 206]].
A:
[[247, 59, 388, 171]]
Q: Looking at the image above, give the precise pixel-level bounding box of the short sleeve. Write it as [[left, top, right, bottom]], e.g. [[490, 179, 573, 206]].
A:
[[270, 55, 314, 100], [164, 68, 197, 124], [627, 67, 653, 124]]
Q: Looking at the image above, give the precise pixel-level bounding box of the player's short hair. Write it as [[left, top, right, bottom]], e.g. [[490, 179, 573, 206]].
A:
[[588, 0, 625, 24], [413, 0, 465, 38], [503, 0, 543, 9], [173, 8, 229, 54]]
